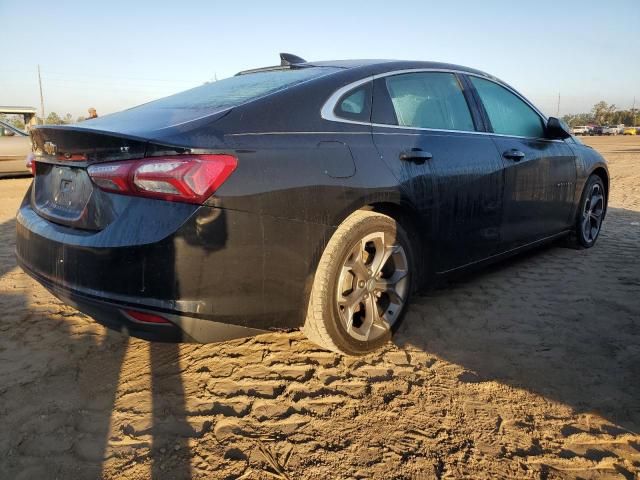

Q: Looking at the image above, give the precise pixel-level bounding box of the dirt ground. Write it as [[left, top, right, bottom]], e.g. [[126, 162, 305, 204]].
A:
[[0, 136, 638, 480]]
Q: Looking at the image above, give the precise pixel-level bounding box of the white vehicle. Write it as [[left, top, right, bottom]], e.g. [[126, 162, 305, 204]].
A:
[[602, 125, 619, 135], [571, 125, 590, 135]]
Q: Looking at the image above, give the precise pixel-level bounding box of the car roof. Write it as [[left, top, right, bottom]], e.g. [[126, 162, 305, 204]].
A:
[[239, 58, 497, 81], [304, 59, 496, 78]]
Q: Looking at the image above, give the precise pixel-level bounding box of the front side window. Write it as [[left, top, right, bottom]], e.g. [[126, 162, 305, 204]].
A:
[[383, 72, 475, 131], [469, 76, 545, 138]]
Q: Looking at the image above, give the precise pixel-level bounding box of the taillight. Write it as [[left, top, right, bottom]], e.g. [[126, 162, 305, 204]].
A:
[[87, 154, 237, 204], [26, 153, 36, 175]]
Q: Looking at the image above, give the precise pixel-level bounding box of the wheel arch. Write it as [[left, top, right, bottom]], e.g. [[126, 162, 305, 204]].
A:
[[590, 166, 609, 204], [301, 197, 430, 327], [364, 201, 428, 289], [331, 199, 429, 288]]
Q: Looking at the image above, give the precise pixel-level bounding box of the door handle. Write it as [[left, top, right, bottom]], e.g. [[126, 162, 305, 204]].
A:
[[503, 149, 525, 161], [399, 148, 433, 164]]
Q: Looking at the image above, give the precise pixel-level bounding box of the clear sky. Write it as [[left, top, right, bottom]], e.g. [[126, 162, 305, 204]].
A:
[[2, 0, 638, 119]]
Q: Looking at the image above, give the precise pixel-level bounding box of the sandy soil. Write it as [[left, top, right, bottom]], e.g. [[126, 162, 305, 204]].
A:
[[0, 136, 638, 480]]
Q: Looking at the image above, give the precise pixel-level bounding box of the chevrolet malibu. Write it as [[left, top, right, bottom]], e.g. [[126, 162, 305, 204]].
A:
[[16, 55, 609, 355]]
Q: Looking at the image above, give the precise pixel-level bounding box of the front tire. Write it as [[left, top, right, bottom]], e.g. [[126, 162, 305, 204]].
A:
[[303, 210, 415, 355]]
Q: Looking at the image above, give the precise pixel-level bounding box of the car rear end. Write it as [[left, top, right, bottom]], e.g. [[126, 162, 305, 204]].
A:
[[16, 127, 250, 341], [15, 64, 341, 342]]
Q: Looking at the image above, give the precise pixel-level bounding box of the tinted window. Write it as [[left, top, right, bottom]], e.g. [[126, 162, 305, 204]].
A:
[[142, 67, 338, 111], [82, 66, 340, 134], [383, 72, 475, 131], [470, 77, 545, 138], [334, 83, 372, 122], [0, 120, 26, 136]]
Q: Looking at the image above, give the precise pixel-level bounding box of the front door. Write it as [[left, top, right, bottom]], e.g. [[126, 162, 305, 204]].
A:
[[468, 76, 577, 248]]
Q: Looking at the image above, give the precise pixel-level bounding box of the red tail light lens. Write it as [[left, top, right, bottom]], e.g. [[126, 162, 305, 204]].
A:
[[87, 154, 237, 204], [124, 309, 172, 325]]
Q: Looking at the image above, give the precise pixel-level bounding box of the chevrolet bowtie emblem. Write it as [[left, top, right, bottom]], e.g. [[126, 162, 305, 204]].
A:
[[44, 141, 57, 155]]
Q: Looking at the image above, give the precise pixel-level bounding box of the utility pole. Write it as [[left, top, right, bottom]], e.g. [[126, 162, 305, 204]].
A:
[[633, 96, 637, 127], [556, 92, 561, 117], [37, 65, 45, 124]]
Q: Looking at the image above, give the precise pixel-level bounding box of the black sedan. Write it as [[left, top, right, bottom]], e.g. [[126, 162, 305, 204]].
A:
[[16, 54, 608, 355]]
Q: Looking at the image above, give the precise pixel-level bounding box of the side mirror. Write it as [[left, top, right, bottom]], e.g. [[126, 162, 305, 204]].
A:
[[546, 117, 571, 139]]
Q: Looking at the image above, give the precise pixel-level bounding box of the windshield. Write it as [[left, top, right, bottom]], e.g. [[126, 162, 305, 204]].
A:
[[0, 119, 27, 136]]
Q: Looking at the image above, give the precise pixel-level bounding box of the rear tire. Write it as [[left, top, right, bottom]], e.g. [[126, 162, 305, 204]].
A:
[[303, 210, 415, 355], [567, 174, 606, 249]]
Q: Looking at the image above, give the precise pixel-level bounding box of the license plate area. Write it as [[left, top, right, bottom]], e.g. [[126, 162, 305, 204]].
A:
[[33, 164, 94, 224]]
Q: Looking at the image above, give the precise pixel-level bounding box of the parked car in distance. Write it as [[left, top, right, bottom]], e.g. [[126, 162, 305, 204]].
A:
[[601, 125, 619, 135], [571, 125, 590, 135], [15, 55, 610, 355], [0, 120, 32, 177], [592, 125, 605, 135], [622, 126, 637, 135]]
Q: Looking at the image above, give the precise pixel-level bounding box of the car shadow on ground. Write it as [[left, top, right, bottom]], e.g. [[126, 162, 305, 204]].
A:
[[0, 216, 192, 479], [395, 206, 640, 434], [0, 218, 17, 278]]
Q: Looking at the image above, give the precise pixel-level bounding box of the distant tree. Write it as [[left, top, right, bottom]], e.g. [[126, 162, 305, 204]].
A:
[[563, 113, 593, 127], [76, 116, 86, 122], [591, 101, 617, 125], [562, 104, 638, 128], [45, 112, 63, 125], [63, 113, 74, 124]]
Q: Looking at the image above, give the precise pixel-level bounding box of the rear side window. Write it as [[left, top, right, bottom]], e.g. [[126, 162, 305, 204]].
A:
[[334, 83, 372, 122], [383, 72, 475, 131], [469, 76, 545, 138]]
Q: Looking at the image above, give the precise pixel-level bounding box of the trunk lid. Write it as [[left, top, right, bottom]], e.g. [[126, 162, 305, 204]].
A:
[[29, 124, 220, 231]]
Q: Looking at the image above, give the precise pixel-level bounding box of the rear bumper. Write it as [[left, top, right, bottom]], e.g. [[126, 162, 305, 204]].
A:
[[18, 257, 269, 343]]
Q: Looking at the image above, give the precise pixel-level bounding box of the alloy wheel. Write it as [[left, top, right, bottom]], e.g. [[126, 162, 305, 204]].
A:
[[582, 183, 604, 243], [336, 231, 409, 341]]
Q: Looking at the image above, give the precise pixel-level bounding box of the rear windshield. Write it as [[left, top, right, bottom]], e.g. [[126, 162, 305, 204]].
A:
[[74, 66, 340, 136], [148, 67, 339, 111]]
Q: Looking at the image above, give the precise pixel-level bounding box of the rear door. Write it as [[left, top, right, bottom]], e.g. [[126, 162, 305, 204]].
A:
[[467, 76, 577, 249], [371, 71, 505, 272]]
